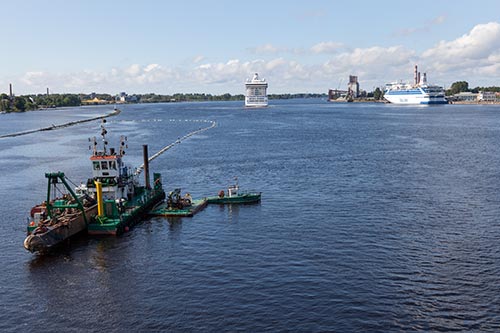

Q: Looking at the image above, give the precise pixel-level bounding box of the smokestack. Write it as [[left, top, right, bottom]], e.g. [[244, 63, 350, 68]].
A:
[[143, 145, 150, 190], [417, 72, 421, 86], [9, 83, 13, 99], [422, 73, 427, 85], [414, 65, 418, 85], [47, 88, 49, 96]]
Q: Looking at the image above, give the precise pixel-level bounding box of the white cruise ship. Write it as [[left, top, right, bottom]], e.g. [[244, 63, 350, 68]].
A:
[[245, 73, 268, 107], [384, 65, 447, 105]]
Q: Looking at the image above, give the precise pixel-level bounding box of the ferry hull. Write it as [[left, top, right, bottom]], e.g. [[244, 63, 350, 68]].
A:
[[384, 95, 448, 105], [245, 97, 268, 108]]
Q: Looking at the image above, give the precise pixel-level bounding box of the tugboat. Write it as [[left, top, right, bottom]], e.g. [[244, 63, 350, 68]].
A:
[[206, 178, 261, 204], [24, 119, 165, 252]]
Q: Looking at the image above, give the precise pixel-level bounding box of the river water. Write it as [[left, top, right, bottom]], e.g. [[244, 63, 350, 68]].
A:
[[1, 100, 500, 332]]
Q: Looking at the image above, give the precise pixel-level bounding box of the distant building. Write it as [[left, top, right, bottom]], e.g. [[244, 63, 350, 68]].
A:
[[115, 92, 138, 103], [81, 97, 110, 105], [328, 75, 361, 101], [328, 89, 348, 101], [347, 75, 359, 98], [127, 95, 139, 103], [450, 91, 499, 103], [478, 91, 496, 102], [116, 92, 127, 103], [451, 92, 478, 102]]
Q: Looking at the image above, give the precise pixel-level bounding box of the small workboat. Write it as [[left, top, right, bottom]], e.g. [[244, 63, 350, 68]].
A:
[[206, 178, 261, 204]]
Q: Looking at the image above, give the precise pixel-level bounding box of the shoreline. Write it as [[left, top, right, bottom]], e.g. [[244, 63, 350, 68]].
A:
[[448, 101, 500, 105], [0, 108, 121, 139], [328, 99, 500, 105]]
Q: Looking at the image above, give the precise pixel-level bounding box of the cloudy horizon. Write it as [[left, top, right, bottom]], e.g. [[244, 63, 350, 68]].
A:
[[2, 1, 500, 95]]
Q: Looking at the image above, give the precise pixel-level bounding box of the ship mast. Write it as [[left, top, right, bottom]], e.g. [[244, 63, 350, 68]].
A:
[[89, 119, 126, 156]]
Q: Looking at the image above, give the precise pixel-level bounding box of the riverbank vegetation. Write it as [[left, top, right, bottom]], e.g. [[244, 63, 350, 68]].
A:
[[446, 81, 500, 95], [1, 93, 81, 112], [2, 80, 499, 113], [0, 92, 327, 112]]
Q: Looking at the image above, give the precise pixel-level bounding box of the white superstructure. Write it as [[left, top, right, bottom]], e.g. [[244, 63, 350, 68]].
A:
[[245, 73, 268, 107], [384, 65, 447, 105]]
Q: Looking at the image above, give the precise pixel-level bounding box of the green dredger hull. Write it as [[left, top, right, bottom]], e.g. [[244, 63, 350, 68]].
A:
[[88, 187, 165, 235]]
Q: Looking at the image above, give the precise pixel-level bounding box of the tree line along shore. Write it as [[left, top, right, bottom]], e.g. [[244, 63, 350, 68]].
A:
[[1, 80, 499, 113], [0, 92, 326, 113]]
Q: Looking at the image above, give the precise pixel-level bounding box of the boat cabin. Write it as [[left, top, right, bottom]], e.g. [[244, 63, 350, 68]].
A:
[[87, 122, 134, 201]]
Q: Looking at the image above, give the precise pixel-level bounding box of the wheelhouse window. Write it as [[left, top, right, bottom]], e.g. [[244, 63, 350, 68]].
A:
[[93, 161, 100, 170], [101, 161, 108, 170]]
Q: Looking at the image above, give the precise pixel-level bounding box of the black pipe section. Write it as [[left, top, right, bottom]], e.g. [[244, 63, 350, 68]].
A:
[[143, 144, 150, 189]]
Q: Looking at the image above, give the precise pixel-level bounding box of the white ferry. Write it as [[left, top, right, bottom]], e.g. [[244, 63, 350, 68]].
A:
[[384, 65, 447, 105], [245, 73, 268, 107]]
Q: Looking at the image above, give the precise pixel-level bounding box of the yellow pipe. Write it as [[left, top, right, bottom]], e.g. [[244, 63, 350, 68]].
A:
[[94, 180, 104, 217]]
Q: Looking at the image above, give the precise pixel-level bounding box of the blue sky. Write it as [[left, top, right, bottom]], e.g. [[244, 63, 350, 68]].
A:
[[2, 0, 500, 95]]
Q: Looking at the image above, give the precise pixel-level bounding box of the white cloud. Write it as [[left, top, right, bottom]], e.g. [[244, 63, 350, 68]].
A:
[[192, 59, 262, 85], [265, 58, 287, 71], [423, 22, 500, 61], [193, 55, 204, 63], [21, 71, 45, 85], [311, 42, 344, 54], [421, 22, 500, 83], [144, 64, 160, 72], [8, 22, 500, 95], [125, 64, 141, 76], [323, 46, 415, 78]]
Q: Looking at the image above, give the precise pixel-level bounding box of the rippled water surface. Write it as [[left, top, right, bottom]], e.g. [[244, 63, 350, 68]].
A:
[[1, 100, 500, 332]]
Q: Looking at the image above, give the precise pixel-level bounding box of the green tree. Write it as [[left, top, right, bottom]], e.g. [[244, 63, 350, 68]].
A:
[[373, 87, 383, 100], [13, 96, 26, 112], [62, 94, 81, 106], [0, 99, 10, 112], [448, 81, 469, 95]]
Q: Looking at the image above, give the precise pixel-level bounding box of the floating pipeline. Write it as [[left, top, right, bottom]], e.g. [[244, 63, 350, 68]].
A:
[[0, 108, 121, 139], [134, 119, 217, 176]]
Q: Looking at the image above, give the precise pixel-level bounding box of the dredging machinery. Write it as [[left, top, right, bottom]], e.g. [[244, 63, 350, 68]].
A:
[[24, 119, 165, 253]]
